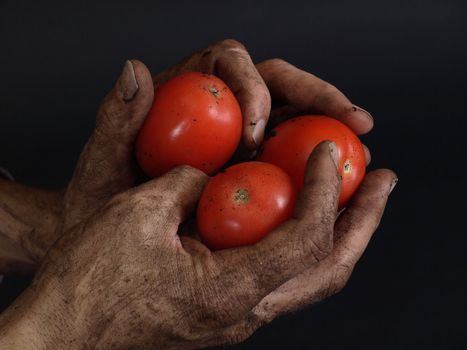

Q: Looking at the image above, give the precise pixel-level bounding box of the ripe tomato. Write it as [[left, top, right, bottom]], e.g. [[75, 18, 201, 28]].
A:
[[136, 72, 242, 177], [257, 115, 366, 209], [196, 161, 297, 250]]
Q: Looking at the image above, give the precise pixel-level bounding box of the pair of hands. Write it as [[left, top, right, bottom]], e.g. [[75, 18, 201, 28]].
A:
[[0, 39, 397, 349]]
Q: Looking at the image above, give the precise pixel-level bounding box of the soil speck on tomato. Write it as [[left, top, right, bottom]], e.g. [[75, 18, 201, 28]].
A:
[[344, 159, 351, 173]]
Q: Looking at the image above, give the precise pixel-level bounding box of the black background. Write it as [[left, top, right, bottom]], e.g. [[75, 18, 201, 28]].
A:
[[1, 0, 466, 349]]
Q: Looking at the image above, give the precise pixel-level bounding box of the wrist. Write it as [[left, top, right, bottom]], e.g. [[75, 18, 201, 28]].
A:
[[0, 276, 80, 349], [0, 179, 63, 263]]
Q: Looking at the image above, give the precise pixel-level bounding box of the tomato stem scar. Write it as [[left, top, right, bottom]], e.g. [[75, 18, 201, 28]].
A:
[[234, 188, 249, 204]]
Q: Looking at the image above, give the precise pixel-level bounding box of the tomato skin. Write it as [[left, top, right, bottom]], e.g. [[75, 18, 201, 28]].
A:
[[196, 162, 297, 250], [136, 72, 242, 177], [257, 115, 366, 209]]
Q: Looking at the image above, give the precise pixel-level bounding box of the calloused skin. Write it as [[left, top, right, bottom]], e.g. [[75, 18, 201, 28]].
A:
[[0, 39, 396, 348]]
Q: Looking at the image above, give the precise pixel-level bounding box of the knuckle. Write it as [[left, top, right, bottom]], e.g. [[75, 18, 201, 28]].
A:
[[301, 226, 333, 262], [165, 165, 208, 191], [96, 97, 125, 132], [127, 193, 148, 209], [167, 164, 206, 179], [108, 191, 132, 208], [321, 81, 339, 94], [217, 38, 247, 52], [223, 324, 257, 346], [328, 262, 353, 295], [263, 57, 289, 70], [110, 190, 155, 215], [256, 58, 292, 81], [352, 202, 383, 230], [303, 178, 340, 204], [313, 82, 347, 108]]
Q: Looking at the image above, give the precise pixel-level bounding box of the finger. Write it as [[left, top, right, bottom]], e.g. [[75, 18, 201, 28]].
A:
[[62, 60, 154, 230], [256, 59, 374, 135], [363, 144, 371, 166], [152, 39, 271, 149], [212, 41, 271, 149], [95, 60, 155, 146], [129, 165, 209, 240], [212, 141, 340, 318], [293, 140, 341, 222], [258, 169, 396, 316], [332, 169, 397, 267], [214, 169, 397, 340]]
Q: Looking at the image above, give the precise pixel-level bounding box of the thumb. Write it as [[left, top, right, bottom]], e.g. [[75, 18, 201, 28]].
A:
[[95, 59, 155, 142], [62, 60, 154, 231]]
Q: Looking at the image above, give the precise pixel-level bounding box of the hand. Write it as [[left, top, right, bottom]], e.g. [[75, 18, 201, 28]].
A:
[[0, 141, 396, 349], [256, 58, 373, 160], [0, 39, 373, 273], [216, 59, 385, 339], [153, 40, 373, 163], [256, 58, 374, 134], [0, 60, 154, 272], [0, 39, 268, 272]]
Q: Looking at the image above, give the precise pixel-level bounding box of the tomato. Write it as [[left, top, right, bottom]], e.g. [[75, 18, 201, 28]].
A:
[[136, 72, 242, 177], [257, 115, 366, 209], [196, 161, 297, 250]]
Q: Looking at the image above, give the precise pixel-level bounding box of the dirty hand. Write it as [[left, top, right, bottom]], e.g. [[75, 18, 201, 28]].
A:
[[0, 139, 396, 349], [0, 39, 373, 274]]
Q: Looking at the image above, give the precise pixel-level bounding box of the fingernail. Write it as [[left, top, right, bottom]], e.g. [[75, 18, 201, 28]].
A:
[[328, 141, 339, 168], [252, 119, 266, 146], [120, 60, 139, 102], [389, 177, 398, 194], [352, 104, 374, 124]]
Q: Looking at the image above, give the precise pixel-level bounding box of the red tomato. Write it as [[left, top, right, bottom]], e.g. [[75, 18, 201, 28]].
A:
[[257, 115, 366, 209], [136, 72, 242, 177], [196, 161, 297, 250]]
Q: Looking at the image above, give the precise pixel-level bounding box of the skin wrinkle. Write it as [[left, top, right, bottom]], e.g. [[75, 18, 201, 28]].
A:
[[0, 181, 62, 269]]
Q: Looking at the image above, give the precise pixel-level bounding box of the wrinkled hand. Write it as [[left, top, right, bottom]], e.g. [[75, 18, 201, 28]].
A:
[[62, 39, 375, 242], [152, 40, 373, 162], [0, 60, 154, 270], [255, 58, 373, 161], [2, 39, 374, 273], [0, 141, 396, 349]]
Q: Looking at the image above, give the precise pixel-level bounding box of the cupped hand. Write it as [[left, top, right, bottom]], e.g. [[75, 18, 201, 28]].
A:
[[0, 141, 396, 349], [8, 39, 269, 267], [255, 58, 373, 163], [6, 39, 374, 272]]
